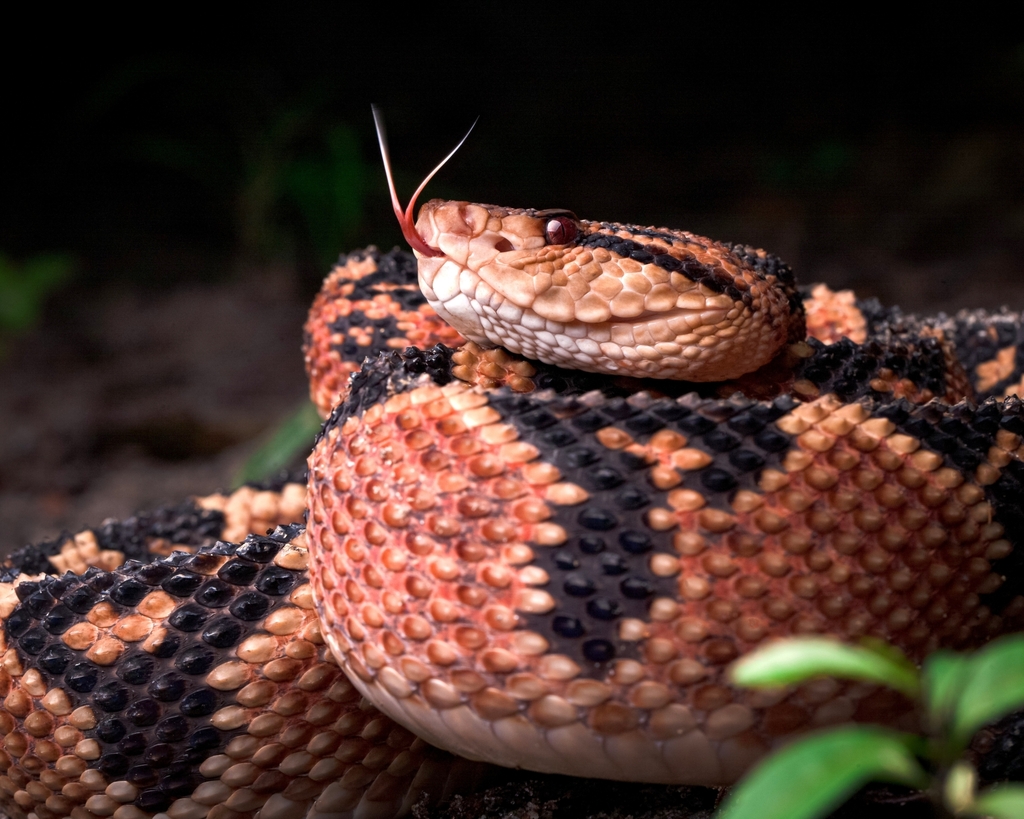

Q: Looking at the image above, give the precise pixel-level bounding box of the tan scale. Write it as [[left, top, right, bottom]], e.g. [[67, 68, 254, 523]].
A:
[[975, 346, 1018, 394], [43, 483, 308, 581], [993, 366, 1024, 400], [198, 483, 307, 545], [802, 285, 867, 345]]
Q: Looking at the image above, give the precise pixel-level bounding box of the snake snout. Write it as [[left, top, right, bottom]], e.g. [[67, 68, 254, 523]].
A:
[[414, 201, 492, 265], [418, 200, 490, 238]]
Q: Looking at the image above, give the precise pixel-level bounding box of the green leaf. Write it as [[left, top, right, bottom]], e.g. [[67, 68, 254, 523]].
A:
[[950, 635, 1024, 748], [728, 637, 920, 698], [967, 784, 1024, 819], [858, 636, 914, 666], [717, 727, 929, 819], [234, 402, 321, 487], [922, 650, 969, 733]]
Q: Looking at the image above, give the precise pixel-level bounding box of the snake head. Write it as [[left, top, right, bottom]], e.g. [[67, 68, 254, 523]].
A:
[[372, 107, 803, 382], [413, 200, 805, 382]]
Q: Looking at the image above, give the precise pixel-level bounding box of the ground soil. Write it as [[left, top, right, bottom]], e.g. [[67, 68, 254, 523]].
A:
[[0, 266, 309, 555]]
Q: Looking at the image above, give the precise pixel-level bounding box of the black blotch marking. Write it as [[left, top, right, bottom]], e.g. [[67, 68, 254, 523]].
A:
[[118, 653, 155, 685], [202, 617, 244, 648], [149, 672, 187, 702], [884, 396, 1024, 617], [3, 502, 226, 574], [496, 388, 798, 675], [96, 718, 126, 744], [580, 230, 752, 306], [168, 604, 210, 632], [5, 525, 308, 814], [218, 559, 259, 585], [193, 579, 235, 608], [162, 572, 204, 597]]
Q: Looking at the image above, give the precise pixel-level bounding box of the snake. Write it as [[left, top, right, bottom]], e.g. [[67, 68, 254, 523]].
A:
[[3, 124, 1024, 819]]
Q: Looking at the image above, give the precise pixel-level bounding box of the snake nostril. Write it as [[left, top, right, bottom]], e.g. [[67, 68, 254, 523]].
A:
[[494, 238, 514, 253]]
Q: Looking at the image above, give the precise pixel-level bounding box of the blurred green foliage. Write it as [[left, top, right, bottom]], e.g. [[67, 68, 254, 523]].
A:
[[760, 139, 854, 191], [0, 253, 75, 350], [281, 123, 364, 270], [234, 401, 321, 488], [226, 108, 367, 268], [720, 636, 1024, 819], [115, 68, 372, 275]]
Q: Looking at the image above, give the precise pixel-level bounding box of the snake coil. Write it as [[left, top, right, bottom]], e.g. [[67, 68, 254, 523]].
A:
[[3, 214, 1024, 817]]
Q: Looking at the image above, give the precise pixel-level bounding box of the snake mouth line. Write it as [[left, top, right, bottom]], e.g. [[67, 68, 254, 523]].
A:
[[513, 300, 740, 347], [602, 305, 735, 331]]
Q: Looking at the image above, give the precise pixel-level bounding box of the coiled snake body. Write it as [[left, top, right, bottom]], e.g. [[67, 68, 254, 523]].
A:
[[4, 201, 1024, 818]]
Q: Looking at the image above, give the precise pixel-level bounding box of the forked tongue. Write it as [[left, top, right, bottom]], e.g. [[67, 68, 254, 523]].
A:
[[371, 106, 477, 258]]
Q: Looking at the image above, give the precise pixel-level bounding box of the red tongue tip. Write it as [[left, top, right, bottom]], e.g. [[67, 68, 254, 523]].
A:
[[400, 219, 444, 258]]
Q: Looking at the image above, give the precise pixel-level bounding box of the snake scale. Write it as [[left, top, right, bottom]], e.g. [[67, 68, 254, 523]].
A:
[[4, 133, 1024, 817]]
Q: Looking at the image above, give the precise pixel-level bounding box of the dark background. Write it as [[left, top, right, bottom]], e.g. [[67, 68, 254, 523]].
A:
[[3, 14, 1024, 550]]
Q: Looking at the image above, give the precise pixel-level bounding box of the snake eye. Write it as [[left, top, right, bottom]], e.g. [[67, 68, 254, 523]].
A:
[[545, 216, 578, 246]]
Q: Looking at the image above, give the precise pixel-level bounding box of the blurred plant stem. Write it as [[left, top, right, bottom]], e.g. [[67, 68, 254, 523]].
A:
[[283, 124, 363, 270], [234, 401, 321, 487]]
